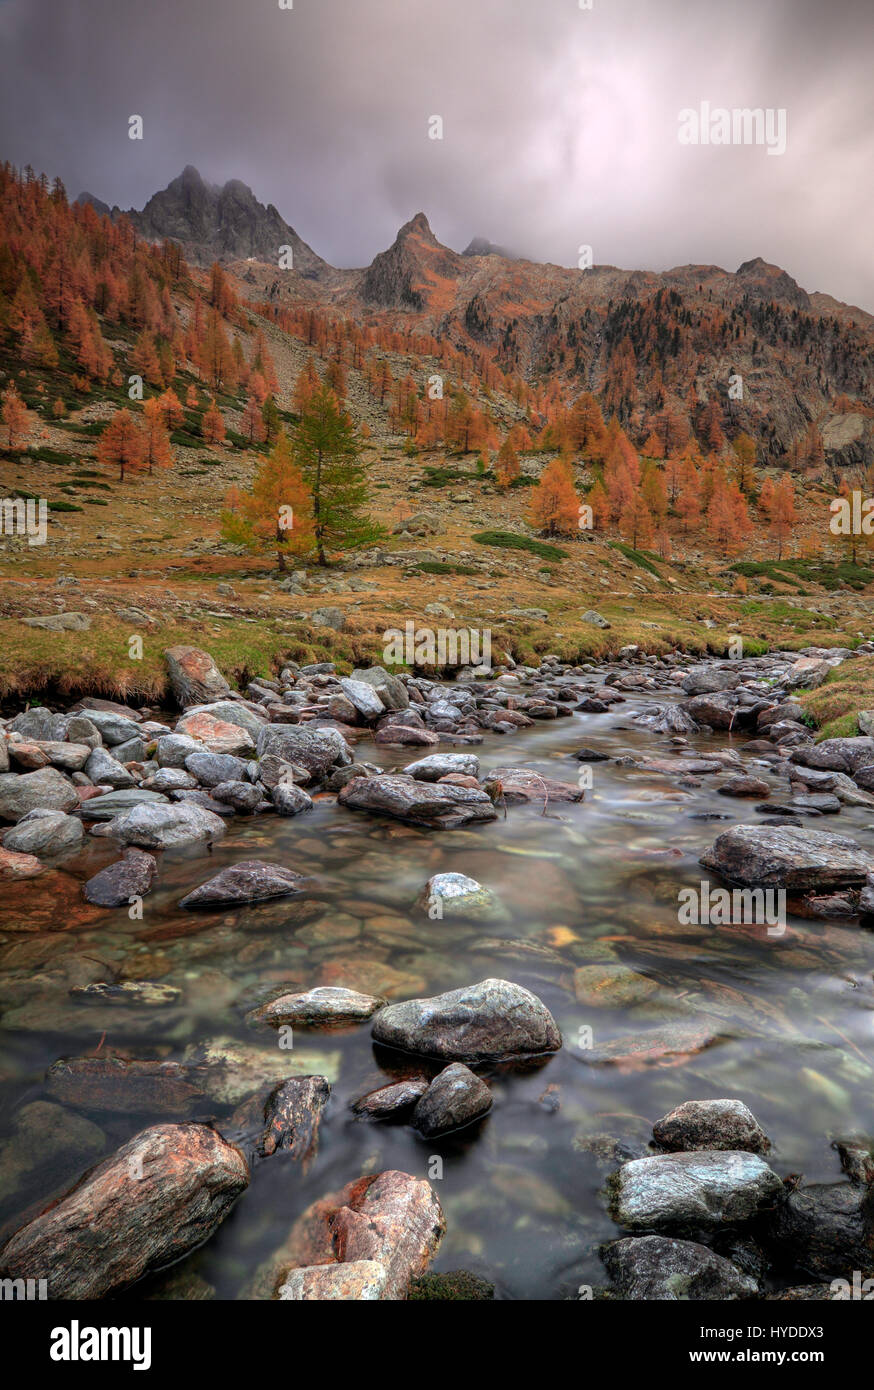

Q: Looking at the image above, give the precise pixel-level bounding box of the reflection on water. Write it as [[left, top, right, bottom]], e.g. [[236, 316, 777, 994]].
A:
[[2, 678, 874, 1299]]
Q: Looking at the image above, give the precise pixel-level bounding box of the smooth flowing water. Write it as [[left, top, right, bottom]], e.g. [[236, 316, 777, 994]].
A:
[[2, 674, 874, 1299]]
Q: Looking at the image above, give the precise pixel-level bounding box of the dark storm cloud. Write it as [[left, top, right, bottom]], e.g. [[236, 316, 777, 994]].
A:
[[0, 0, 872, 308]]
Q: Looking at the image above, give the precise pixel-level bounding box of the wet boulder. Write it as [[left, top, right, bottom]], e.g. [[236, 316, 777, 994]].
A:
[[0, 767, 79, 823], [0, 1122, 248, 1299], [652, 1099, 771, 1154], [416, 872, 506, 923], [84, 746, 136, 789], [403, 752, 480, 781], [105, 801, 227, 849], [270, 782, 313, 816], [351, 1077, 430, 1118], [338, 772, 497, 829], [180, 859, 305, 909], [184, 751, 249, 787], [80, 788, 168, 821], [3, 809, 83, 858], [411, 1063, 492, 1137], [372, 978, 561, 1063], [763, 1182, 874, 1279], [248, 986, 384, 1030], [700, 823, 874, 890], [610, 1151, 784, 1232], [350, 666, 410, 711], [603, 1235, 758, 1300], [257, 723, 353, 779], [633, 703, 699, 735]]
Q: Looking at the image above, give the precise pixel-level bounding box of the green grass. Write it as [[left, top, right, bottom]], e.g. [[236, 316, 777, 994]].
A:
[[415, 560, 479, 575], [608, 541, 661, 577], [732, 558, 874, 592], [800, 656, 874, 739], [472, 530, 568, 561]]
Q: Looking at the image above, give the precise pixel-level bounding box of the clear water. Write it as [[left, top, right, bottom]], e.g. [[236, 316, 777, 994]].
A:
[[2, 675, 873, 1299]]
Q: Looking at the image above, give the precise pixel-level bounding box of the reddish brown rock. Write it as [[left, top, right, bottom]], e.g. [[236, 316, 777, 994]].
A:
[[164, 645, 231, 708], [0, 1122, 248, 1299]]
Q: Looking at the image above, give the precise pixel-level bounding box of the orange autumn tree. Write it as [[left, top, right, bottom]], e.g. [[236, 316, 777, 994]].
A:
[[1, 384, 28, 447], [96, 408, 144, 481], [528, 458, 580, 536], [201, 398, 226, 445], [494, 436, 520, 489], [221, 431, 314, 572], [762, 474, 798, 559], [141, 398, 175, 475], [619, 491, 654, 549]]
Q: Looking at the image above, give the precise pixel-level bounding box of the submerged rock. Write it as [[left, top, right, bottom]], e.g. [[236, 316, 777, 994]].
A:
[[603, 1235, 758, 1300], [248, 986, 385, 1029], [416, 872, 506, 922], [180, 859, 305, 908], [483, 766, 583, 804], [610, 1150, 784, 1232], [652, 1099, 771, 1154], [46, 1055, 210, 1116], [0, 1123, 248, 1299], [372, 978, 561, 1062]]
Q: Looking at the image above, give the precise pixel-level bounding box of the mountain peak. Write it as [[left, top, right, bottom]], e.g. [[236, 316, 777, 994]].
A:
[[397, 212, 436, 242]]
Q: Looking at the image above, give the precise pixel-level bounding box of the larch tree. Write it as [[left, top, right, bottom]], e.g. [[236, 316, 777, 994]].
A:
[[221, 431, 314, 573], [294, 383, 384, 565], [141, 398, 174, 475], [96, 408, 144, 482], [1, 384, 28, 447], [765, 474, 798, 559], [201, 398, 226, 445], [619, 492, 654, 550], [495, 436, 520, 489], [528, 458, 580, 537]]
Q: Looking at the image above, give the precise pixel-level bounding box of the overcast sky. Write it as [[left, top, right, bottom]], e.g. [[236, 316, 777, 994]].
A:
[[1, 0, 872, 308]]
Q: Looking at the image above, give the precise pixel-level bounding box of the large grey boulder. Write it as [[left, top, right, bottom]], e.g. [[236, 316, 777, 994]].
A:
[[610, 1151, 784, 1231], [350, 666, 409, 711], [0, 1123, 248, 1299], [603, 1235, 758, 1300], [3, 810, 83, 858], [372, 978, 561, 1062], [182, 700, 267, 741], [270, 782, 313, 816], [652, 1099, 771, 1154], [794, 737, 874, 775], [156, 733, 204, 767], [700, 823, 874, 890], [256, 724, 352, 779], [0, 767, 79, 822], [338, 678, 385, 721], [74, 708, 142, 746], [106, 801, 227, 849], [682, 668, 742, 696], [338, 773, 496, 829], [7, 709, 70, 741], [84, 746, 136, 789], [184, 751, 249, 787]]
